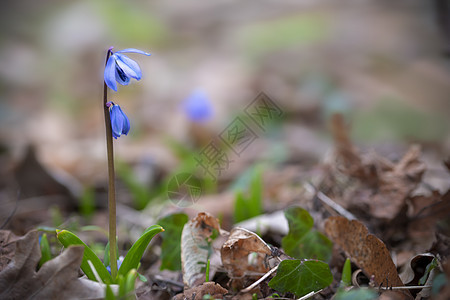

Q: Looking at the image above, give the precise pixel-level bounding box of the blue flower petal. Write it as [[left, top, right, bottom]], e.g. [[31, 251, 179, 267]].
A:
[[106, 257, 124, 274], [183, 90, 213, 122], [109, 104, 130, 139], [118, 105, 130, 135], [110, 105, 124, 139], [115, 53, 141, 80], [104, 48, 150, 91], [104, 56, 118, 91], [116, 48, 151, 56], [115, 67, 131, 86]]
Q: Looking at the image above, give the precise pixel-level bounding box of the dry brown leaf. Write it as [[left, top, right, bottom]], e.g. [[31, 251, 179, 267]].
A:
[[369, 145, 425, 219], [174, 282, 228, 300], [221, 227, 272, 290], [180, 212, 221, 288], [408, 189, 450, 251], [324, 216, 412, 299], [323, 116, 426, 221], [0, 230, 20, 272], [0, 230, 106, 299], [429, 232, 450, 260], [330, 114, 365, 177], [398, 253, 434, 285]]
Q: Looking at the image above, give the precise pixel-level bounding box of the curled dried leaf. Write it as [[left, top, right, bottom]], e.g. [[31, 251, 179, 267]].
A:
[[181, 212, 221, 288], [398, 253, 434, 285], [221, 227, 272, 290]]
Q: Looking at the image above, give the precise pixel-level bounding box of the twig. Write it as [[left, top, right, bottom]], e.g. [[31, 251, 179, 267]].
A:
[[241, 265, 278, 293], [379, 285, 432, 290], [297, 289, 323, 300], [304, 182, 356, 220]]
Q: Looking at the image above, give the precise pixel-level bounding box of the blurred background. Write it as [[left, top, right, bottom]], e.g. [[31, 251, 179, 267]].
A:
[[1, 0, 450, 232]]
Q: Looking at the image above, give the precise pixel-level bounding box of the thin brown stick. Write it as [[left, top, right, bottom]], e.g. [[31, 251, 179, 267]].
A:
[[103, 49, 117, 279]]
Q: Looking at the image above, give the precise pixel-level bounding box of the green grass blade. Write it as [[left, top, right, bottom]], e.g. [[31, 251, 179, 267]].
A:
[[249, 166, 263, 215], [205, 259, 210, 282], [104, 242, 111, 268], [341, 258, 352, 287], [56, 229, 113, 284], [38, 233, 52, 268], [158, 213, 189, 271], [118, 225, 164, 278], [233, 190, 247, 223]]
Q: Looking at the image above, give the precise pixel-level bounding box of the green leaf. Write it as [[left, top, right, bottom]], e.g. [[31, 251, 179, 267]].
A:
[[341, 258, 352, 287], [104, 242, 111, 268], [249, 166, 263, 214], [158, 213, 189, 271], [36, 226, 58, 233], [268, 259, 332, 297], [118, 225, 164, 278], [233, 166, 263, 223], [234, 190, 247, 223], [124, 269, 138, 296], [38, 233, 52, 268], [117, 269, 138, 299], [282, 207, 333, 261], [205, 259, 210, 282], [137, 272, 147, 282], [79, 187, 95, 218], [105, 285, 116, 300], [335, 288, 377, 300], [419, 257, 438, 285], [104, 241, 119, 269], [56, 229, 113, 284]]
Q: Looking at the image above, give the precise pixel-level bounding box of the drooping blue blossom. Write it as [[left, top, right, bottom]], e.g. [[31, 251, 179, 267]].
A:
[[106, 256, 124, 274], [107, 102, 130, 139], [182, 89, 213, 123], [104, 48, 151, 92]]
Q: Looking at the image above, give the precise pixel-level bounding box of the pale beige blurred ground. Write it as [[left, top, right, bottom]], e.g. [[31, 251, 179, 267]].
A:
[[0, 0, 449, 185]]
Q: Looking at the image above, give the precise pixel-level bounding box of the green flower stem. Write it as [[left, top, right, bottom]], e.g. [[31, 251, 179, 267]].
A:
[[103, 48, 118, 279]]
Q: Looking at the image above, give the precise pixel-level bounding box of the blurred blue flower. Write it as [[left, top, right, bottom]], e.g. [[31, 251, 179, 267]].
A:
[[107, 102, 130, 139], [182, 90, 213, 123], [104, 48, 151, 92], [106, 256, 124, 274]]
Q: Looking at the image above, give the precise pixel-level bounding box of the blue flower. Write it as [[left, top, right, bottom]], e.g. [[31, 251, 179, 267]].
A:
[[182, 89, 213, 123], [106, 256, 124, 274], [104, 48, 151, 92], [107, 102, 130, 139]]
